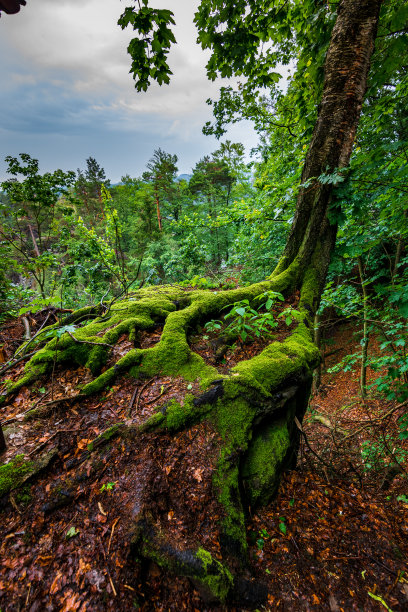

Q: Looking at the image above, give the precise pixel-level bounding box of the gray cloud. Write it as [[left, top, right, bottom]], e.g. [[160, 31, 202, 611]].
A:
[[0, 0, 259, 181]]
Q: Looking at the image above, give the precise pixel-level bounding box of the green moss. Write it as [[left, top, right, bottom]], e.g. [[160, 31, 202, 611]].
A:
[[195, 547, 233, 603], [81, 349, 143, 395], [229, 328, 317, 397], [4, 280, 301, 402], [137, 411, 165, 432], [164, 398, 192, 431], [162, 394, 213, 431], [14, 484, 32, 506], [242, 419, 290, 507], [0, 454, 33, 497], [87, 423, 124, 451], [135, 531, 233, 604], [210, 396, 257, 560]]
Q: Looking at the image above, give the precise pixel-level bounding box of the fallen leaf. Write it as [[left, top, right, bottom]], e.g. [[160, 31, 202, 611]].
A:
[[98, 502, 107, 516], [193, 468, 203, 482], [77, 439, 90, 450]]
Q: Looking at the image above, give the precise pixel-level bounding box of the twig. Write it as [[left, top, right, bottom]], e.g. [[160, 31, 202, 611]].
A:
[[108, 518, 120, 553], [363, 551, 398, 576], [24, 582, 32, 610], [59, 511, 78, 536], [0, 351, 38, 376], [341, 399, 408, 441], [14, 312, 52, 357], [128, 377, 156, 417], [66, 330, 113, 348], [97, 536, 117, 596], [9, 492, 22, 515], [127, 384, 140, 416], [22, 394, 83, 421], [145, 386, 173, 405], [294, 417, 338, 474]]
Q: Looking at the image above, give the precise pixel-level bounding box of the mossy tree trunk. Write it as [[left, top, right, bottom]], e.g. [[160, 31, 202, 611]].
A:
[[0, 0, 382, 605]]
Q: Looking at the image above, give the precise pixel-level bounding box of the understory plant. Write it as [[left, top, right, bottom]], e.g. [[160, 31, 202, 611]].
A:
[[205, 290, 289, 343]]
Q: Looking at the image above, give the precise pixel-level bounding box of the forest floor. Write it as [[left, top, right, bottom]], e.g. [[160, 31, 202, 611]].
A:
[[0, 309, 407, 612]]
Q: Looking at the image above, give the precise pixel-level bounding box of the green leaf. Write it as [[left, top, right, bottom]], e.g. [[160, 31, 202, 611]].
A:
[[279, 521, 287, 535], [66, 526, 79, 539], [235, 307, 246, 317]]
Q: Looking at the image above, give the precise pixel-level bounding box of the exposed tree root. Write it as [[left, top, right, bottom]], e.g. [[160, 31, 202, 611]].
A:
[[0, 273, 322, 603]]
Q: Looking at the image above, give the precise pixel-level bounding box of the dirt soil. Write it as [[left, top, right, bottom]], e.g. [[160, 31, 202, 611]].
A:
[[0, 314, 407, 611]]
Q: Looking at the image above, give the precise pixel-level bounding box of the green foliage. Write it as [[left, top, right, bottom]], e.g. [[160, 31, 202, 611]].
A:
[[278, 307, 303, 327], [18, 297, 54, 316], [205, 291, 285, 343], [118, 2, 176, 91], [256, 528, 270, 551], [278, 517, 287, 535], [100, 481, 117, 493], [0, 153, 75, 299], [360, 436, 407, 473]]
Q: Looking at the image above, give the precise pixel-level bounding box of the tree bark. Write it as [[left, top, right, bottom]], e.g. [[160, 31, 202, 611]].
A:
[[278, 0, 383, 287]]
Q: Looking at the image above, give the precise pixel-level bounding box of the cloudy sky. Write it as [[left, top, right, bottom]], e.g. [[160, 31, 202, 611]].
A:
[[0, 0, 259, 182]]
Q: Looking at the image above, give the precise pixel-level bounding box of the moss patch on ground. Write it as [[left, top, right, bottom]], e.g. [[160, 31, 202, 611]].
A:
[[0, 455, 33, 497]]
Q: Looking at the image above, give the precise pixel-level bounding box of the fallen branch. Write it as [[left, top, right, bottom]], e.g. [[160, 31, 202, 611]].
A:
[[28, 425, 84, 457], [0, 350, 38, 376], [22, 317, 31, 341], [128, 377, 156, 417], [341, 399, 408, 442], [127, 383, 140, 416], [295, 416, 338, 474], [66, 330, 113, 349], [23, 395, 83, 421], [13, 312, 52, 358], [1, 390, 51, 426]]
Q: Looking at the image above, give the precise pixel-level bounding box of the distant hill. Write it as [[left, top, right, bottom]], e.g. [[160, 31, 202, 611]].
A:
[[176, 174, 191, 183]]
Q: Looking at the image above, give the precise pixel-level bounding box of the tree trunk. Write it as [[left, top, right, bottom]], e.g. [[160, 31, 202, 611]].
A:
[[0, 0, 383, 605], [277, 0, 382, 288]]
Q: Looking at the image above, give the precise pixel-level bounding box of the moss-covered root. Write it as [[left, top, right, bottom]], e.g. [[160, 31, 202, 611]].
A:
[[0, 449, 58, 498], [132, 519, 268, 606], [2, 280, 294, 403], [241, 378, 312, 507]]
